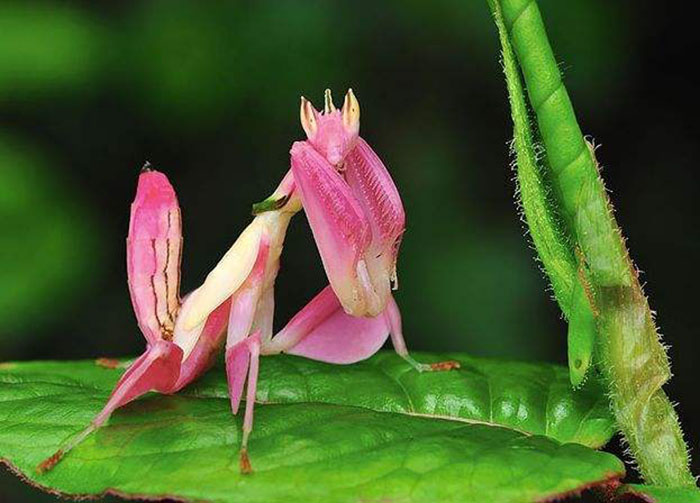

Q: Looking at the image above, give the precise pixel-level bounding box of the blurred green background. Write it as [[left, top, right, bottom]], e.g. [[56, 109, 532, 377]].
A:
[[1, 0, 698, 500]]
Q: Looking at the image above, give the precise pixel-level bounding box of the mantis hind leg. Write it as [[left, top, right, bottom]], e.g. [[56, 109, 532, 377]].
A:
[[223, 238, 269, 474], [263, 285, 389, 363], [384, 296, 460, 372], [241, 333, 260, 474], [225, 331, 261, 475], [37, 340, 183, 473], [267, 286, 459, 372]]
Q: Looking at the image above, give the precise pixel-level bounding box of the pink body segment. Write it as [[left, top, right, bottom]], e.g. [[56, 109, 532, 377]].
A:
[[127, 170, 182, 344]]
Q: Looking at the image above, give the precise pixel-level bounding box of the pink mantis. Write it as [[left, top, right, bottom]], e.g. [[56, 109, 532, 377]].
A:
[[37, 89, 459, 475]]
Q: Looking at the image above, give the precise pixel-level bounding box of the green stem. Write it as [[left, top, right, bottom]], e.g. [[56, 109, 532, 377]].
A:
[[488, 0, 694, 486], [500, 0, 627, 287], [488, 0, 596, 388], [490, 0, 575, 313]]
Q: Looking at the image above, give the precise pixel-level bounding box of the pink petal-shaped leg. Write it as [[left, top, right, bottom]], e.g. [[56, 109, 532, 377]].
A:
[[384, 295, 460, 372], [220, 235, 268, 473], [240, 331, 260, 475], [265, 285, 390, 364], [172, 297, 231, 392], [262, 284, 338, 355], [253, 286, 275, 346], [266, 287, 459, 371], [99, 341, 183, 412], [225, 331, 261, 474], [37, 340, 183, 473], [226, 336, 251, 415], [226, 233, 269, 348]]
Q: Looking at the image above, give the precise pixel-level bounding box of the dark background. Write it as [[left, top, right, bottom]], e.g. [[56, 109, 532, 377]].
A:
[[1, 1, 697, 501]]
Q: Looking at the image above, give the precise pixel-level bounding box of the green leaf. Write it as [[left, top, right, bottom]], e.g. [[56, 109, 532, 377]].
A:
[[620, 485, 700, 503], [1, 352, 622, 502]]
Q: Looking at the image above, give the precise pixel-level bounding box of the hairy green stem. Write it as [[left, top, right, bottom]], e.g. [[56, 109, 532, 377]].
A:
[[488, 0, 694, 486], [488, 0, 596, 387]]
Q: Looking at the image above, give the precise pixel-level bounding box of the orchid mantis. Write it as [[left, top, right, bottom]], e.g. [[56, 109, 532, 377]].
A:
[[37, 89, 458, 476]]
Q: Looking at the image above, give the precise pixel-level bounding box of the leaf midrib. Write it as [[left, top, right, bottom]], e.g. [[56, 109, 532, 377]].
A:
[[0, 372, 540, 434]]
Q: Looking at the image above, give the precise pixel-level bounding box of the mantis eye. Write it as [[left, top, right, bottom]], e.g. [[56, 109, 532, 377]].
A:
[[300, 96, 318, 138], [341, 88, 360, 134]]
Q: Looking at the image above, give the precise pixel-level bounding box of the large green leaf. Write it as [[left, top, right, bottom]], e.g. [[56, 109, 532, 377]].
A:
[[1, 352, 623, 502]]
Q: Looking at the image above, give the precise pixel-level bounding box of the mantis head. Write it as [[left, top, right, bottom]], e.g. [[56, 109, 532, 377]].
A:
[[300, 89, 360, 168]]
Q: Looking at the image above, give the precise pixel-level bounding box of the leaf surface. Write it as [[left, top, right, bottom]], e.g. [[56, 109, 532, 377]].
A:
[[0, 352, 622, 502]]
